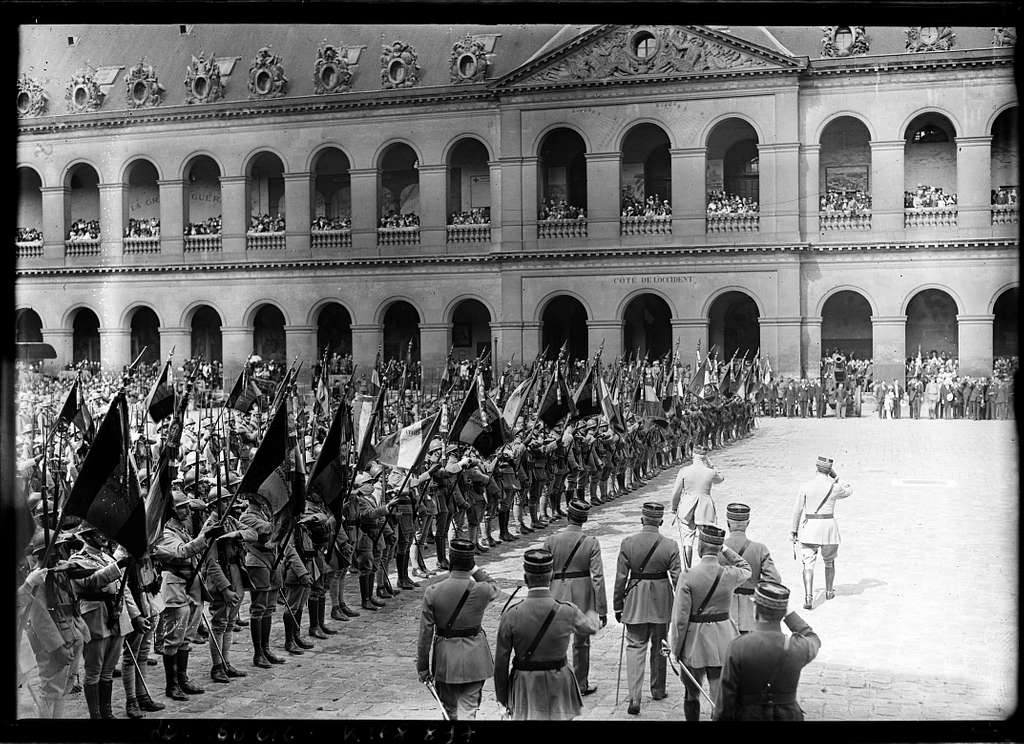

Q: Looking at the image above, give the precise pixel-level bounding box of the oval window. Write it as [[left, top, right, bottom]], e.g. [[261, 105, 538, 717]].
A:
[[73, 85, 88, 108], [17, 90, 30, 114], [255, 69, 272, 94], [132, 80, 148, 104], [458, 53, 477, 79], [388, 58, 407, 85], [835, 27, 853, 53], [193, 75, 209, 100], [320, 63, 337, 89], [632, 31, 657, 60]]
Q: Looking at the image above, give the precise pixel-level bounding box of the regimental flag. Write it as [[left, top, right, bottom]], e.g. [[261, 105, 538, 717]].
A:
[[288, 416, 307, 520], [448, 374, 508, 457], [570, 359, 602, 421], [145, 358, 175, 423], [688, 354, 710, 395], [719, 360, 733, 396], [599, 377, 626, 434], [502, 370, 537, 430], [237, 401, 291, 514], [57, 381, 79, 427], [537, 364, 576, 427], [308, 398, 353, 506], [72, 391, 95, 443], [63, 392, 147, 558], [144, 384, 191, 550], [371, 347, 382, 395], [226, 367, 264, 413], [313, 369, 331, 419], [375, 412, 442, 471], [353, 385, 386, 470]]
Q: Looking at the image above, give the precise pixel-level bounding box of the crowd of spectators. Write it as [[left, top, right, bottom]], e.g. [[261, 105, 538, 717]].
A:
[[620, 195, 672, 218], [538, 199, 586, 221], [249, 213, 286, 233], [325, 352, 354, 374], [184, 216, 222, 236], [123, 217, 160, 238], [992, 355, 1018, 379], [819, 190, 872, 214], [310, 216, 351, 231], [66, 219, 100, 241], [904, 185, 958, 209], [17, 227, 42, 243], [448, 207, 491, 225], [706, 190, 759, 216], [378, 212, 420, 228], [991, 186, 1018, 206]]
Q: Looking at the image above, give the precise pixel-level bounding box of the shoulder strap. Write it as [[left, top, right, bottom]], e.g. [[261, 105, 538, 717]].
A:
[[442, 582, 473, 634], [522, 606, 559, 662], [736, 537, 751, 559], [636, 537, 661, 575], [693, 567, 724, 617], [556, 536, 587, 580], [812, 481, 836, 515]]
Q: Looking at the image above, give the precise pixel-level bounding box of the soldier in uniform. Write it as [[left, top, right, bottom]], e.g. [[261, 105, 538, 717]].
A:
[[542, 499, 607, 696], [281, 513, 315, 655], [415, 539, 501, 720], [547, 426, 570, 519], [671, 444, 724, 567], [153, 491, 224, 699], [239, 490, 288, 668], [669, 524, 751, 721], [120, 543, 165, 716], [612, 502, 681, 715], [494, 549, 602, 720], [715, 581, 821, 721], [353, 472, 402, 610], [722, 503, 780, 634], [791, 456, 853, 609]]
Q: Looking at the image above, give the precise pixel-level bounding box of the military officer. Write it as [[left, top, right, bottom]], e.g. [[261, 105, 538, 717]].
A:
[[612, 502, 681, 715], [722, 503, 780, 634], [671, 444, 724, 567], [715, 581, 821, 721], [415, 538, 502, 720], [791, 456, 853, 609], [494, 549, 601, 720], [542, 499, 607, 696]]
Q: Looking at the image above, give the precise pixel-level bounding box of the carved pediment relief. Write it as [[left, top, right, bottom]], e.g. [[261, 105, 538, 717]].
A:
[[505, 26, 795, 87]]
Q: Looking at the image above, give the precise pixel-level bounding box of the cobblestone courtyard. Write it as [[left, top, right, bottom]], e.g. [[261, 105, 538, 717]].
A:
[[18, 414, 1018, 721]]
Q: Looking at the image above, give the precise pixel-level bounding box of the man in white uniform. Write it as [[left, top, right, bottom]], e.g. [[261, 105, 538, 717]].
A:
[[791, 457, 853, 609], [670, 444, 724, 568]]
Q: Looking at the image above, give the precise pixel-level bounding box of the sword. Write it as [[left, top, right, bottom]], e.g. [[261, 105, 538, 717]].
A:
[[421, 678, 450, 720], [614, 623, 626, 705], [661, 639, 716, 711]]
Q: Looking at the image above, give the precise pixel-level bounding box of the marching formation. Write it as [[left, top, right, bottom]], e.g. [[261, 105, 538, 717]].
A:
[[16, 339, 785, 721]]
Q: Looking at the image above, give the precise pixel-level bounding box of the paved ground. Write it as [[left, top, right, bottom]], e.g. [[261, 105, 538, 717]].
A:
[[17, 411, 1018, 720]]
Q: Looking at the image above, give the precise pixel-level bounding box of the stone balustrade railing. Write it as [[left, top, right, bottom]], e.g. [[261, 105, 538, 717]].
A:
[[706, 213, 759, 233], [123, 236, 161, 254], [904, 206, 958, 228], [16, 240, 43, 258], [620, 215, 672, 236], [446, 223, 491, 243], [311, 229, 353, 250], [538, 218, 588, 239], [819, 211, 872, 232], [184, 234, 222, 252], [991, 204, 1019, 225], [246, 232, 286, 250], [65, 237, 101, 256], [377, 226, 421, 246]]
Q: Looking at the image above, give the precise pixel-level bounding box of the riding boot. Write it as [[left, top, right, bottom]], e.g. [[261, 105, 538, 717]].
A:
[[250, 619, 271, 668], [176, 650, 205, 694], [261, 616, 286, 664], [528, 502, 543, 530], [136, 668, 166, 711], [485, 517, 499, 546], [516, 502, 533, 534], [98, 679, 117, 719], [283, 613, 304, 654], [498, 511, 516, 541], [163, 654, 188, 699], [825, 565, 836, 599], [434, 532, 450, 571], [209, 631, 230, 683], [317, 598, 338, 634], [683, 699, 700, 722], [84, 683, 102, 719], [368, 573, 386, 607], [359, 575, 378, 611], [471, 524, 489, 554], [307, 600, 327, 640], [802, 569, 815, 609]]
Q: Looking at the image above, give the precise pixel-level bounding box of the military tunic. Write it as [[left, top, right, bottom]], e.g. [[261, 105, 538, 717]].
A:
[[722, 529, 780, 633]]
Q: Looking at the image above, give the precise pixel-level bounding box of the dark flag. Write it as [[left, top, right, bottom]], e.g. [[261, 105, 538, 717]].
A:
[[570, 358, 602, 422], [537, 365, 576, 427], [144, 383, 190, 550], [63, 392, 147, 558], [72, 393, 95, 443], [448, 373, 509, 458], [237, 402, 291, 514], [354, 384, 386, 471], [719, 360, 733, 396], [308, 398, 353, 507], [145, 358, 175, 423], [688, 355, 711, 396], [57, 381, 79, 427], [226, 367, 264, 413], [599, 376, 626, 434]]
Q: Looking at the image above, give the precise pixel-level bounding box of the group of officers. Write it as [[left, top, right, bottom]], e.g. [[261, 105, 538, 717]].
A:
[[417, 448, 852, 721]]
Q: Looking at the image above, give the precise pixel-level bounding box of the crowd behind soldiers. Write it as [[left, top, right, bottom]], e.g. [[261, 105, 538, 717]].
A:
[[705, 190, 758, 216], [991, 186, 1018, 205], [17, 227, 44, 243], [538, 200, 586, 221], [819, 190, 871, 214], [620, 195, 672, 218], [886, 352, 1017, 420], [67, 218, 101, 242], [903, 185, 957, 208], [248, 213, 286, 234], [310, 216, 351, 231], [448, 208, 491, 225], [184, 216, 222, 236], [124, 218, 161, 239], [378, 212, 421, 228], [15, 347, 761, 720]]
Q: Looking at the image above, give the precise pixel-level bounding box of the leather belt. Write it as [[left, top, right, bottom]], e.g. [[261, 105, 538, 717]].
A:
[[630, 572, 667, 581], [748, 692, 798, 705], [689, 612, 730, 623], [804, 514, 833, 520], [512, 657, 566, 671], [555, 570, 590, 580], [734, 587, 755, 596], [435, 626, 481, 639]]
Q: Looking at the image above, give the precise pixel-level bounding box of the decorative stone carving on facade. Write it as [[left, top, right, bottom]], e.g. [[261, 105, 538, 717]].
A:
[[992, 27, 1017, 47], [313, 43, 353, 94], [450, 35, 490, 83], [248, 47, 288, 99], [380, 41, 421, 89], [17, 73, 48, 117], [521, 26, 773, 85], [124, 60, 165, 109], [820, 26, 870, 57], [184, 52, 225, 105], [65, 68, 105, 113], [905, 26, 956, 52]]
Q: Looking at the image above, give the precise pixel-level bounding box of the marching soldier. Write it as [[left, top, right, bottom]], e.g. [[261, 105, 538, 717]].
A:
[[542, 499, 607, 696], [494, 549, 601, 720], [669, 524, 751, 722], [791, 456, 853, 609], [671, 444, 724, 567], [612, 502, 681, 715], [716, 581, 821, 721], [722, 503, 780, 634], [415, 539, 501, 720]]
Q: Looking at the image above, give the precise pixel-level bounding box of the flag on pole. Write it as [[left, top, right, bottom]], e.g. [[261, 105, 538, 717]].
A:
[[502, 371, 537, 430], [307, 398, 353, 506], [353, 385, 386, 470], [688, 355, 710, 395], [56, 380, 79, 427], [570, 358, 602, 421], [313, 370, 331, 418], [63, 392, 147, 558], [237, 401, 291, 514], [599, 377, 626, 434], [537, 365, 576, 427], [448, 375, 508, 457], [374, 412, 442, 471], [226, 367, 264, 413], [145, 358, 175, 423], [144, 385, 190, 550]]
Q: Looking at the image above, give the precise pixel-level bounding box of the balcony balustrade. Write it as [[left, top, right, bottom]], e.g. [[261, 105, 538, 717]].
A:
[[620, 215, 672, 236], [538, 218, 588, 239]]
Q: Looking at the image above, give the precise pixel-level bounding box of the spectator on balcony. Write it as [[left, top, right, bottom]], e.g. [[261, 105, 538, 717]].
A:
[[706, 190, 758, 216], [620, 195, 671, 218], [249, 213, 286, 233], [904, 185, 958, 209], [379, 211, 420, 229], [17, 227, 43, 243], [67, 218, 100, 241], [311, 215, 352, 231], [538, 199, 586, 221], [820, 190, 871, 214], [123, 217, 160, 239], [448, 207, 491, 225], [991, 186, 1018, 206], [184, 215, 222, 236]]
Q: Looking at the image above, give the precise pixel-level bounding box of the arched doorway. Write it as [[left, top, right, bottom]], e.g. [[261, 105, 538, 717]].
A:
[[252, 305, 286, 362], [451, 299, 492, 360], [622, 293, 672, 360], [821, 291, 872, 360], [620, 123, 671, 213], [446, 139, 491, 223], [64, 163, 101, 242], [312, 148, 351, 228], [382, 301, 421, 363], [708, 291, 760, 361], [993, 288, 1018, 357], [378, 144, 420, 223], [72, 308, 100, 365], [184, 155, 222, 235], [903, 113, 957, 207], [818, 117, 872, 214], [538, 128, 587, 217], [17, 168, 43, 243], [905, 289, 958, 359], [123, 159, 161, 238], [990, 108, 1018, 206], [190, 306, 223, 364], [706, 119, 760, 207], [316, 303, 352, 359], [130, 307, 161, 364], [16, 309, 43, 342], [541, 295, 588, 361], [245, 152, 286, 230]]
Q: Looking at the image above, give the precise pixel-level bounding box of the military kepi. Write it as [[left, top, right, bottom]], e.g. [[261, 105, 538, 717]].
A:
[[523, 548, 554, 574], [726, 502, 751, 521], [641, 502, 664, 520], [567, 499, 591, 522], [816, 456, 834, 472], [449, 538, 475, 562], [754, 581, 790, 611], [698, 524, 726, 546]]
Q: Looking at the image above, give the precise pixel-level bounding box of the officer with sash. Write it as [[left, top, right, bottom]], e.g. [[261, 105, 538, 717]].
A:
[[791, 456, 853, 609], [494, 549, 601, 720], [723, 503, 780, 634], [612, 502, 681, 715], [716, 581, 821, 720], [542, 499, 607, 696], [415, 538, 501, 720]]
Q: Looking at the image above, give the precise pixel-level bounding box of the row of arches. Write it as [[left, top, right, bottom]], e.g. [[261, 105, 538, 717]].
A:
[[17, 108, 1018, 239], [17, 287, 1017, 369]]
